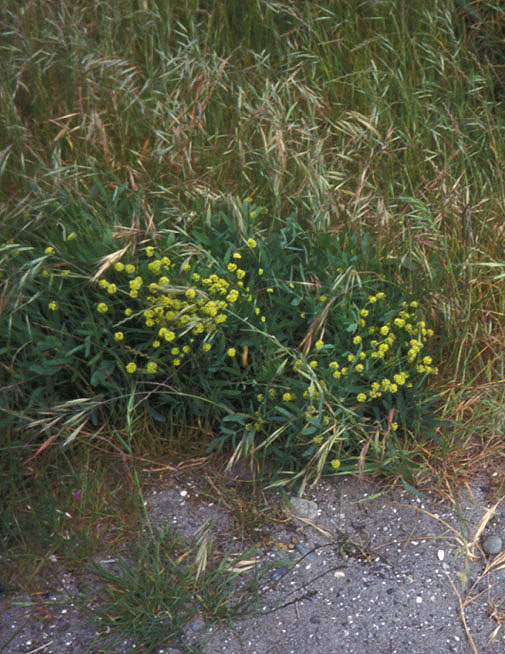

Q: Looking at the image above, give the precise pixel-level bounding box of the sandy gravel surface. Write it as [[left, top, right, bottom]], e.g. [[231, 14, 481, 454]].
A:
[[2, 473, 505, 654]]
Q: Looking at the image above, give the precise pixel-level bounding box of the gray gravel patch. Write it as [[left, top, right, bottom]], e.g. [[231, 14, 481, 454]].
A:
[[2, 474, 505, 653]]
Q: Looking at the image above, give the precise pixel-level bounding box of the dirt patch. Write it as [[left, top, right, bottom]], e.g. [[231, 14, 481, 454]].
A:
[[2, 473, 505, 653]]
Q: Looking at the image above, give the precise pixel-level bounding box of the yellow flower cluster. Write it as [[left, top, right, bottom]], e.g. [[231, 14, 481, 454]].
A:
[[313, 293, 437, 404], [97, 241, 267, 375]]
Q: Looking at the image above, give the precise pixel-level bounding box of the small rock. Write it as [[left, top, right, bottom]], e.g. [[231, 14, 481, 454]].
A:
[[271, 564, 291, 581], [295, 542, 316, 559], [188, 616, 206, 633], [437, 549, 445, 561], [288, 497, 319, 521], [310, 615, 322, 624], [483, 535, 502, 555]]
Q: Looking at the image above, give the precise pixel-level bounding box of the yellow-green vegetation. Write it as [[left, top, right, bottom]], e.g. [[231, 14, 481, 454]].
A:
[[2, 0, 505, 485], [2, 3, 505, 642], [16, 198, 439, 488]]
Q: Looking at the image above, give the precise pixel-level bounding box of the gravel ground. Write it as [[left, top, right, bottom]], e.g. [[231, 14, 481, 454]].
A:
[[2, 473, 505, 654]]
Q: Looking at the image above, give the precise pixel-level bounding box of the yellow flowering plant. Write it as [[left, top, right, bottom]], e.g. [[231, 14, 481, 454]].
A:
[[89, 201, 439, 482], [176, 208, 441, 484], [3, 197, 439, 488]]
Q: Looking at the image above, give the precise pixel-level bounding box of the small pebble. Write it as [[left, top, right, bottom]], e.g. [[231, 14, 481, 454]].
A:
[[289, 497, 319, 521], [437, 549, 445, 561], [271, 564, 290, 581], [295, 542, 316, 559], [189, 617, 206, 633], [483, 535, 502, 555]]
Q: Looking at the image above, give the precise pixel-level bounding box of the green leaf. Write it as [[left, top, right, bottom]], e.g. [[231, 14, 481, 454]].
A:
[[400, 478, 425, 498]]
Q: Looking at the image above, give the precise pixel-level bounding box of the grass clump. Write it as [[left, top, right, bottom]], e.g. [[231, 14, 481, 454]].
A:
[[89, 525, 261, 654]]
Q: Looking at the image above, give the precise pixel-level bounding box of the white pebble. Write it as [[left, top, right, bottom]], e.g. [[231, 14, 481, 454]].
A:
[[437, 549, 445, 561]]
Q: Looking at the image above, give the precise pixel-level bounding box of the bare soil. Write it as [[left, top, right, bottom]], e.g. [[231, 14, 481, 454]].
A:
[[2, 472, 505, 654]]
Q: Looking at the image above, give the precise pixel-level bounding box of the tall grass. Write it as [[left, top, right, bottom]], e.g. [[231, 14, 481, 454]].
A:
[[2, 0, 505, 594], [2, 1, 504, 216]]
